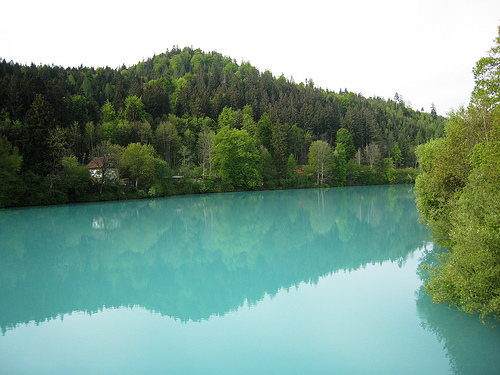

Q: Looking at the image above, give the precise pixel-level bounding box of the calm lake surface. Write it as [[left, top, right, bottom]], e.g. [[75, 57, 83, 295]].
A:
[[1, 185, 499, 374]]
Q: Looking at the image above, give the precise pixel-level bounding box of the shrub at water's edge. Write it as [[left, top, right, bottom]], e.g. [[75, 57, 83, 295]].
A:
[[415, 26, 500, 323]]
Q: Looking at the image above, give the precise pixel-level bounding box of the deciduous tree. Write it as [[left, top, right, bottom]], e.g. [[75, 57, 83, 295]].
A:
[[155, 121, 179, 165], [307, 140, 333, 186], [364, 142, 381, 169], [199, 127, 215, 177], [213, 127, 262, 189], [121, 143, 155, 188], [416, 25, 500, 323]]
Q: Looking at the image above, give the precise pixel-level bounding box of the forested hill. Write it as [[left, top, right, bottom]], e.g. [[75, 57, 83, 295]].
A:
[[0, 46, 445, 207]]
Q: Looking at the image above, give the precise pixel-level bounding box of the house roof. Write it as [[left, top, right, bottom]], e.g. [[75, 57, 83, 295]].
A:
[[87, 157, 114, 169]]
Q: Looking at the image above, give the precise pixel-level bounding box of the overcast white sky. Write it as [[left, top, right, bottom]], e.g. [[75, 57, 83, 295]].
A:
[[1, 0, 499, 115]]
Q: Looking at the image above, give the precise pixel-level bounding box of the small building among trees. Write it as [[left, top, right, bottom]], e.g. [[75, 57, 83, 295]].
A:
[[87, 157, 119, 182]]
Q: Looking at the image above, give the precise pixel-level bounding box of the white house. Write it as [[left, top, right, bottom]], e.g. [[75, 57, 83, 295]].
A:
[[87, 157, 119, 182]]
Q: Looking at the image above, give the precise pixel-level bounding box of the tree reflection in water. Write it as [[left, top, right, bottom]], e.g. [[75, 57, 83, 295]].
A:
[[1, 185, 498, 374], [416, 247, 500, 375]]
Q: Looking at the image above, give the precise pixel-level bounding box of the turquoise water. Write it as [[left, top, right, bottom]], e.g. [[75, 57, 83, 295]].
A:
[[0, 185, 499, 374]]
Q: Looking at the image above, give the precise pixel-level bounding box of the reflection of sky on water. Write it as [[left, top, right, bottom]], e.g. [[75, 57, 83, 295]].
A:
[[1, 247, 452, 375]]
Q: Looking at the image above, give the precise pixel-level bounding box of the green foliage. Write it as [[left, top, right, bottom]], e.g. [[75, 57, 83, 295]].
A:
[[149, 158, 174, 197], [91, 140, 121, 194], [241, 105, 256, 136], [72, 95, 97, 124], [470, 142, 490, 168], [143, 80, 170, 118], [471, 26, 500, 111], [81, 77, 93, 98], [198, 127, 215, 177], [115, 120, 133, 146], [22, 93, 56, 175], [282, 154, 300, 188], [122, 96, 146, 122], [59, 156, 93, 201], [346, 159, 361, 184], [271, 120, 288, 178], [382, 158, 397, 184], [335, 128, 355, 160], [0, 44, 446, 207], [256, 113, 273, 151], [101, 100, 117, 123], [415, 116, 471, 245], [334, 143, 347, 187], [286, 154, 297, 176], [391, 142, 403, 168], [120, 143, 156, 188], [154, 120, 180, 165], [0, 136, 22, 207], [415, 26, 500, 323], [260, 147, 277, 189], [425, 159, 500, 322], [307, 140, 333, 186], [217, 106, 237, 129], [213, 127, 262, 190]]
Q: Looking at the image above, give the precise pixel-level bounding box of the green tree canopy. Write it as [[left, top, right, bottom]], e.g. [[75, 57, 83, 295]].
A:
[[122, 96, 146, 122], [334, 142, 347, 187], [416, 25, 500, 323], [390, 142, 403, 168], [121, 143, 156, 188], [101, 100, 117, 123], [0, 44, 444, 207], [217, 106, 237, 129], [213, 127, 262, 190]]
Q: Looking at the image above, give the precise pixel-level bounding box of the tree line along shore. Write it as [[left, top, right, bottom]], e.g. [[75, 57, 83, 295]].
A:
[[0, 47, 443, 207]]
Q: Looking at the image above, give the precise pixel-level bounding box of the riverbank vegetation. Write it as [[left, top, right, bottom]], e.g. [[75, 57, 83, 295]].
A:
[[415, 26, 500, 323], [0, 47, 444, 207]]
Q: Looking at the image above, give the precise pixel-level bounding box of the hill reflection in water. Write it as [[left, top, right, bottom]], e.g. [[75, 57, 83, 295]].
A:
[[1, 185, 424, 328], [1, 185, 499, 374]]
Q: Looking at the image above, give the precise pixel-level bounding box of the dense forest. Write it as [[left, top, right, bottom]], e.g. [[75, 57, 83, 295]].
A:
[[415, 26, 500, 323], [0, 46, 445, 207]]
